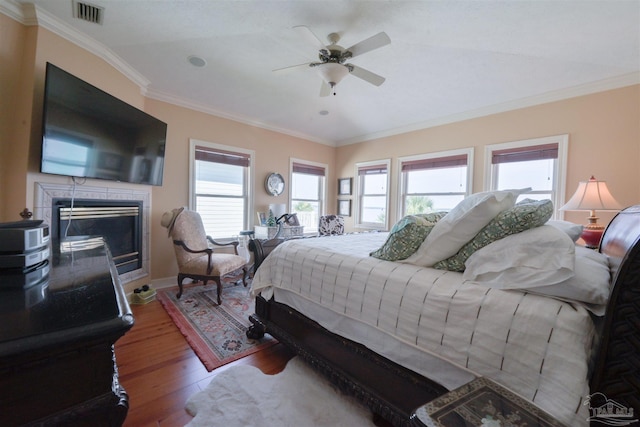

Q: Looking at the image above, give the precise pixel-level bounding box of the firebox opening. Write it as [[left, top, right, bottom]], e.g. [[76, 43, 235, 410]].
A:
[[52, 198, 143, 275]]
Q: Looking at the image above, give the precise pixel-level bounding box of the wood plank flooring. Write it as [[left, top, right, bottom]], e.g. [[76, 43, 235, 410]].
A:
[[115, 299, 295, 427]]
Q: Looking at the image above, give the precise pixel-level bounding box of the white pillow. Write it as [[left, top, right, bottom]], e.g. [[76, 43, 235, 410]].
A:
[[546, 220, 583, 242], [402, 188, 528, 267], [462, 225, 576, 289], [526, 246, 611, 315]]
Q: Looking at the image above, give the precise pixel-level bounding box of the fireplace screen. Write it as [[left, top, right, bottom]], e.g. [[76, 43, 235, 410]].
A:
[[52, 199, 143, 275]]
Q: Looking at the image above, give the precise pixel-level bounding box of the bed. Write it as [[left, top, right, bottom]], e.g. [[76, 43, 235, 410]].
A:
[[247, 196, 640, 427]]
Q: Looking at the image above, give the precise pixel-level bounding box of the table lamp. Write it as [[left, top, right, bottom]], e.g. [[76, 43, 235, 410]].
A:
[[560, 176, 622, 248]]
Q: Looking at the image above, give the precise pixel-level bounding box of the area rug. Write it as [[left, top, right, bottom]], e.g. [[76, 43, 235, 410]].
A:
[[185, 357, 377, 427], [156, 281, 277, 371]]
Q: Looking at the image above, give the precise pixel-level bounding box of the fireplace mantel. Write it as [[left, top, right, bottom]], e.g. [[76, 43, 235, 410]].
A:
[[34, 182, 150, 284]]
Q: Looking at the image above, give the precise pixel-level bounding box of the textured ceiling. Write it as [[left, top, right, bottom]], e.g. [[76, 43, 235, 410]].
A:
[[8, 0, 640, 146]]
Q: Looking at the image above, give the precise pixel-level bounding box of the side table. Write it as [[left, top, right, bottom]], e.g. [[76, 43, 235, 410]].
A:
[[412, 377, 564, 427]]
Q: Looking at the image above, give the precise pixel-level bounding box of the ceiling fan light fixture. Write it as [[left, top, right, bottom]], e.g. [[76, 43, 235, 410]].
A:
[[316, 63, 349, 87]]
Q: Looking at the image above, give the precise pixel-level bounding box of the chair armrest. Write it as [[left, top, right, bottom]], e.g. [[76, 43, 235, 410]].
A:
[[207, 236, 239, 255], [173, 239, 215, 274], [173, 239, 213, 255]]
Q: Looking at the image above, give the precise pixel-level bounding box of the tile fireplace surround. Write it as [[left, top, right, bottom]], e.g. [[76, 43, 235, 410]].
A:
[[34, 182, 150, 285]]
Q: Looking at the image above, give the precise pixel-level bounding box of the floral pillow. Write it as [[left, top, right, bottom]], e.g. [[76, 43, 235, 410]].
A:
[[370, 212, 447, 261], [434, 199, 553, 272]]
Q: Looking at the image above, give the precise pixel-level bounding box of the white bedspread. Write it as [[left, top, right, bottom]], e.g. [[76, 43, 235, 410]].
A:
[[251, 233, 594, 426]]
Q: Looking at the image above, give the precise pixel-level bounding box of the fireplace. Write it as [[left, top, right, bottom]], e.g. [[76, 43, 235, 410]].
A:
[[35, 182, 150, 284], [52, 199, 143, 275]]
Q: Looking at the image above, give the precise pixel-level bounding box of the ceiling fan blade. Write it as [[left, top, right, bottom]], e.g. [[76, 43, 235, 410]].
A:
[[319, 80, 332, 97], [272, 62, 311, 74], [346, 32, 391, 58], [348, 64, 386, 86], [293, 25, 328, 52]]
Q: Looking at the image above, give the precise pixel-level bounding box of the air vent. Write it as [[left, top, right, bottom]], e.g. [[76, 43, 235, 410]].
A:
[[72, 1, 104, 25]]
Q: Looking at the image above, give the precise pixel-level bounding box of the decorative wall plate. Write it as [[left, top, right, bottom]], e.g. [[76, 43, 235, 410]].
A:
[[265, 173, 285, 196]]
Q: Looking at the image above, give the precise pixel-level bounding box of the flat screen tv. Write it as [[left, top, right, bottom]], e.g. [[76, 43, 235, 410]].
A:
[[41, 62, 167, 186]]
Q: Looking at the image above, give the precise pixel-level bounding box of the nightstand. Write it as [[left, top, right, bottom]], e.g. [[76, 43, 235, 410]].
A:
[[412, 377, 564, 427]]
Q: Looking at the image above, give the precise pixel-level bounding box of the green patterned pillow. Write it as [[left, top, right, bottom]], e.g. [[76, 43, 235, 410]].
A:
[[434, 199, 553, 272], [370, 212, 447, 261]]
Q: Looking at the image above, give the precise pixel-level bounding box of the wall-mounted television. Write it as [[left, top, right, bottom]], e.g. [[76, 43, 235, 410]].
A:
[[41, 62, 167, 186]]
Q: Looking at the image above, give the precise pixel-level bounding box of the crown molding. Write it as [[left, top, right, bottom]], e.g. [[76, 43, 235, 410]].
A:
[[1, 0, 151, 93], [337, 72, 640, 146]]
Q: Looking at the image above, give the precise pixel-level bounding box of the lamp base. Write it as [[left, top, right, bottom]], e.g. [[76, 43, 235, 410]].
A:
[[581, 224, 605, 249]]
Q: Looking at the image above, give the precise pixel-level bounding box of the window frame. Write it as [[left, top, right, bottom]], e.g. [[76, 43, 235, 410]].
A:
[[396, 148, 474, 218], [355, 159, 391, 230], [484, 135, 568, 218], [188, 139, 255, 238], [289, 158, 327, 234]]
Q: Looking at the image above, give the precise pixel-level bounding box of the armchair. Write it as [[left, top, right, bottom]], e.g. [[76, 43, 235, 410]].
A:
[[161, 208, 247, 303]]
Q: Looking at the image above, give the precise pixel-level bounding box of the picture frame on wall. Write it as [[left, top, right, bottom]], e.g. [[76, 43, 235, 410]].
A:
[[338, 199, 351, 217], [338, 178, 352, 196]]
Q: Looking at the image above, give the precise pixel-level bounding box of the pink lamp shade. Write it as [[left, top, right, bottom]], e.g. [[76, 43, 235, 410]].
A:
[[560, 176, 622, 248]]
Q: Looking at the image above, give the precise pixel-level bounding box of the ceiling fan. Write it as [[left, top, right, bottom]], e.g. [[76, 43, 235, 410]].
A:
[[275, 26, 391, 96]]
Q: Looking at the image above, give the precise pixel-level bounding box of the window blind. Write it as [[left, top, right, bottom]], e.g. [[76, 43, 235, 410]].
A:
[[492, 143, 558, 164], [293, 162, 325, 176], [358, 164, 387, 175], [195, 146, 250, 167], [401, 154, 467, 172]]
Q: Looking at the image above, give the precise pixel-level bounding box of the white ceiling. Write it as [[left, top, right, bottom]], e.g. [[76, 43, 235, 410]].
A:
[[7, 0, 640, 146]]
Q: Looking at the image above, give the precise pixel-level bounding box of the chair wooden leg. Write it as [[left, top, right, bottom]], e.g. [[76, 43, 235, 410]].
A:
[[242, 267, 248, 287], [214, 277, 222, 305], [176, 274, 185, 299]]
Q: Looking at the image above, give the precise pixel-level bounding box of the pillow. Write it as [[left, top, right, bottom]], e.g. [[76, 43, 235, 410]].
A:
[[402, 188, 529, 267], [434, 199, 553, 272], [526, 246, 611, 315], [370, 212, 447, 261], [546, 220, 583, 242], [462, 225, 576, 290]]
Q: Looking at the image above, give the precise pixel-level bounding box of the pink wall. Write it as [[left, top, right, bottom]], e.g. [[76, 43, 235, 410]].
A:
[[336, 85, 640, 230], [143, 99, 335, 281]]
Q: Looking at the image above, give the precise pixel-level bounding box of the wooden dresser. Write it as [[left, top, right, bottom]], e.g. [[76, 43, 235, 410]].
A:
[[0, 237, 134, 426]]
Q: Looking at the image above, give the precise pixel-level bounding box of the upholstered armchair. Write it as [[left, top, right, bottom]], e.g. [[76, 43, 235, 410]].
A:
[[162, 208, 247, 304], [318, 214, 345, 236]]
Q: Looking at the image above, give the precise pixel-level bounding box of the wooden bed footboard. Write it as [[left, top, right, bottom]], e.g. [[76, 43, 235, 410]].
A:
[[248, 205, 640, 426], [248, 296, 448, 426]]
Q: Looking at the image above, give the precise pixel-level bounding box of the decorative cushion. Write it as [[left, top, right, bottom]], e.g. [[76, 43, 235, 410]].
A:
[[318, 215, 345, 236], [402, 189, 529, 267], [462, 225, 576, 291], [370, 212, 447, 261], [434, 199, 553, 272]]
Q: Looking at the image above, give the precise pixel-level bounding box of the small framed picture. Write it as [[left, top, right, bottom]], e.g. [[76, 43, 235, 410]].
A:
[[285, 213, 300, 226], [257, 212, 267, 225], [338, 178, 352, 196], [338, 199, 351, 217]]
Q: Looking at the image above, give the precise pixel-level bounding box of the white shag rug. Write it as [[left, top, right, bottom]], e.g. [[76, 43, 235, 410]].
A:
[[185, 357, 377, 427]]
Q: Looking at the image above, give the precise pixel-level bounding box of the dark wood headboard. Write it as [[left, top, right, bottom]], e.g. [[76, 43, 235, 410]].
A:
[[590, 205, 640, 414]]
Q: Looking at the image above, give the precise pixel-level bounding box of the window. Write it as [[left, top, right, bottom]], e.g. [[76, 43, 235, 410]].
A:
[[398, 149, 473, 217], [485, 135, 568, 215], [356, 160, 390, 229], [189, 139, 254, 239], [290, 160, 326, 234]]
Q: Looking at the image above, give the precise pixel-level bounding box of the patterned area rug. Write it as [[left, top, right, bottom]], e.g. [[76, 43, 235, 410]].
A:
[[156, 281, 277, 371]]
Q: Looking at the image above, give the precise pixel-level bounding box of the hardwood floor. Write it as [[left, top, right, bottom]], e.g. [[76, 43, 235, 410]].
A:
[[115, 299, 295, 427]]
